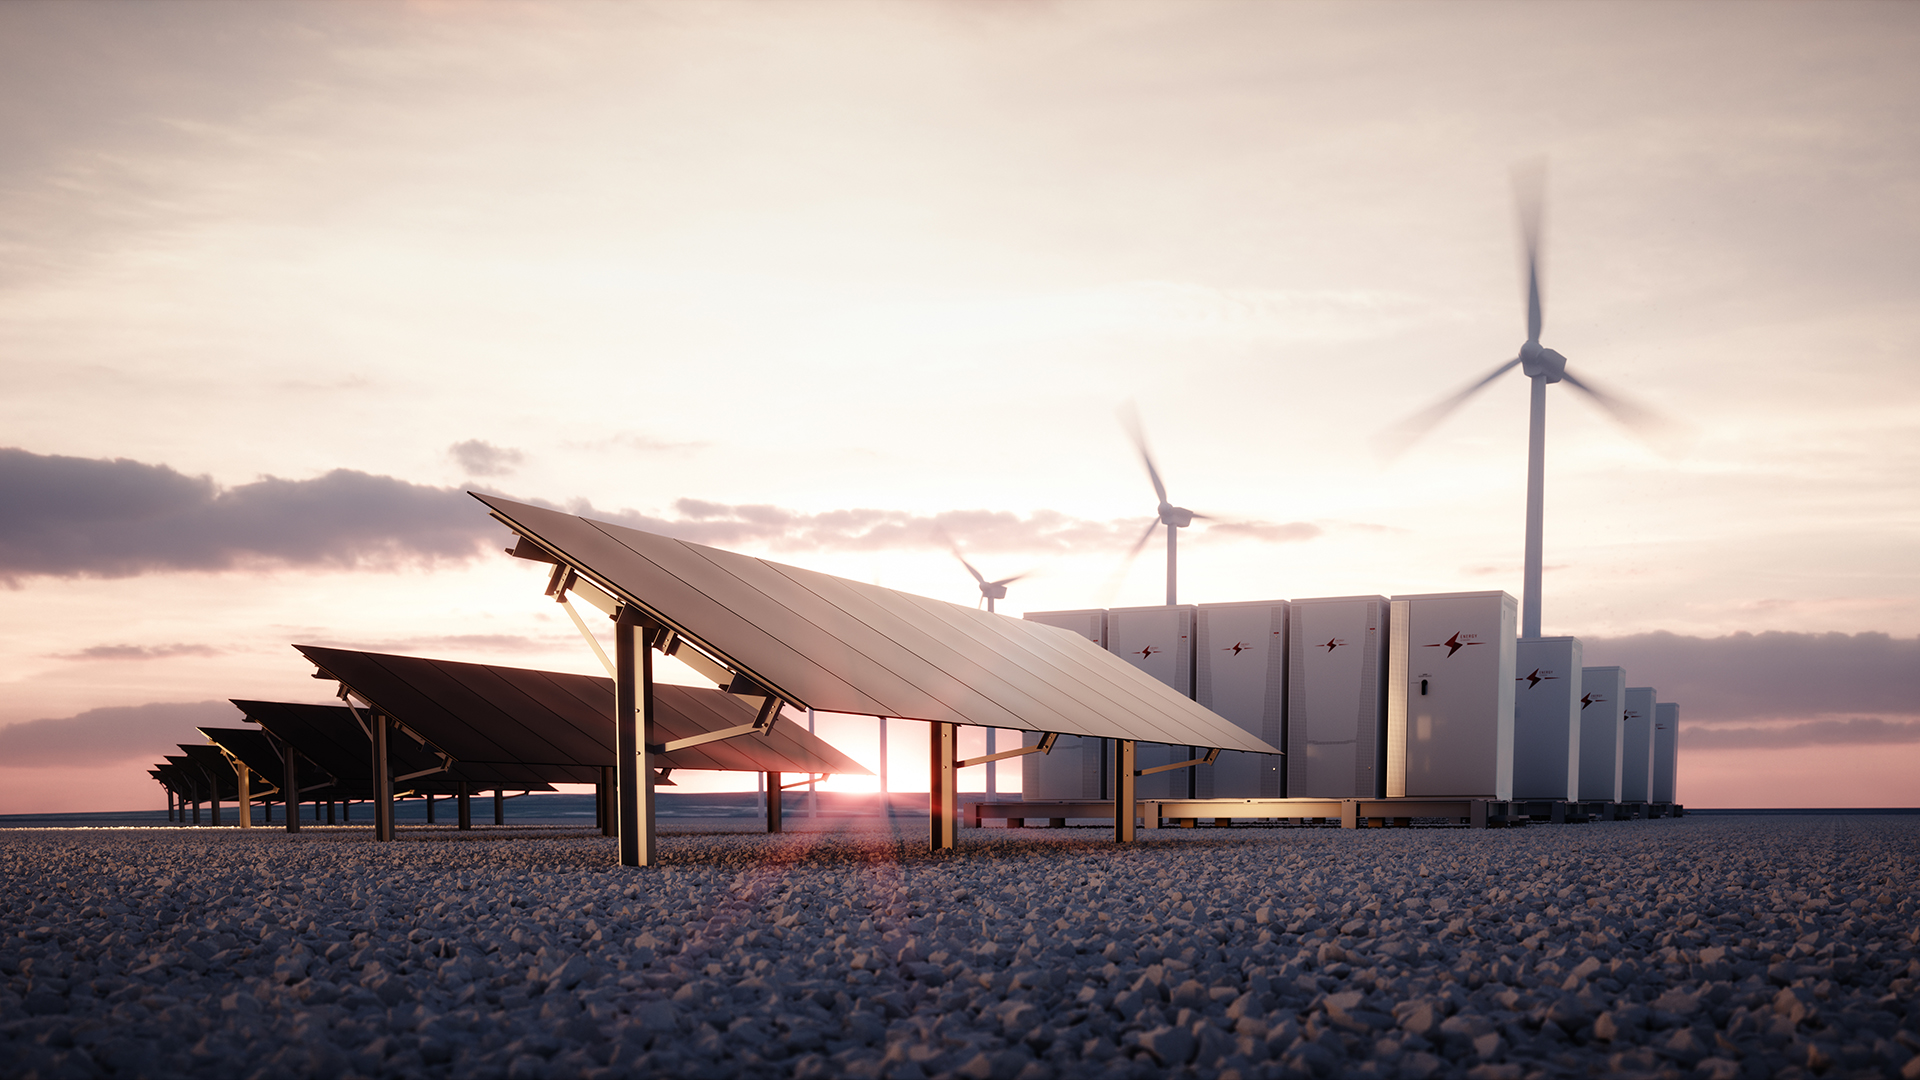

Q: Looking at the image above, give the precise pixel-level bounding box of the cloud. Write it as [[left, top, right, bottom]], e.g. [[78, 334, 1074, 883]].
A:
[[0, 448, 490, 582], [1682, 717, 1920, 750], [449, 440, 525, 477], [52, 643, 221, 661], [0, 700, 241, 767], [584, 499, 1322, 556], [1581, 630, 1920, 723], [0, 448, 1321, 582], [295, 633, 558, 655]]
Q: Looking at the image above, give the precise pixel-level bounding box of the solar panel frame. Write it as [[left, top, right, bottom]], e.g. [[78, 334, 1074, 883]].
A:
[[475, 495, 1277, 756]]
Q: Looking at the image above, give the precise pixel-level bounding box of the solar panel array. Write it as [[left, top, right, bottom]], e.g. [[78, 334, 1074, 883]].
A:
[[294, 645, 868, 780]]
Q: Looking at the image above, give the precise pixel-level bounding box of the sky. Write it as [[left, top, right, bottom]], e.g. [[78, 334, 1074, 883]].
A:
[[1, 1, 1916, 813]]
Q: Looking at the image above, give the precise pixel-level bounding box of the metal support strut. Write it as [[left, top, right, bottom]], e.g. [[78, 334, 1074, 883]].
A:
[[1113, 740, 1137, 842], [766, 771, 783, 834], [614, 606, 657, 866], [930, 722, 958, 851], [372, 713, 395, 842]]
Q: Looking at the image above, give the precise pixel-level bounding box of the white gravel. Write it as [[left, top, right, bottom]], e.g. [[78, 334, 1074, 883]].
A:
[[3, 815, 1917, 1080]]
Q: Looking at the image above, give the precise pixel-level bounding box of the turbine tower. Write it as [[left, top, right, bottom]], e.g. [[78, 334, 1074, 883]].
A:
[[1383, 164, 1661, 638]]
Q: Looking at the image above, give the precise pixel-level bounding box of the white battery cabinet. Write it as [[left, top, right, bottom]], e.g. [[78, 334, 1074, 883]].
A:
[[1386, 591, 1518, 800], [1577, 667, 1626, 802], [1513, 637, 1582, 801], [1194, 600, 1288, 798], [1107, 605, 1198, 798], [1653, 702, 1679, 804], [1285, 595, 1389, 798], [1020, 609, 1108, 800], [1620, 687, 1657, 803]]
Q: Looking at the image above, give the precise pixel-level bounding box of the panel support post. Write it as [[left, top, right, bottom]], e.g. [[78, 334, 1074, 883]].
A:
[[284, 745, 300, 833], [599, 766, 616, 837], [235, 764, 251, 829], [327, 800, 335, 825], [494, 788, 505, 825], [372, 713, 395, 842], [457, 783, 471, 830], [930, 722, 958, 851], [766, 772, 782, 834], [1113, 739, 1136, 843], [614, 606, 656, 867], [205, 768, 223, 827], [426, 793, 436, 824]]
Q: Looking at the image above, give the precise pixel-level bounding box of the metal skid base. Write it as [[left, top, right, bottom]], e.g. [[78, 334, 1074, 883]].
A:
[[971, 797, 1687, 833]]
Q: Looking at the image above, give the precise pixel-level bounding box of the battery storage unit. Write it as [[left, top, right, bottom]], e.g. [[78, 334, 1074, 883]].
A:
[[1020, 609, 1107, 800], [1577, 667, 1627, 802], [1652, 702, 1680, 804], [1106, 605, 1198, 799], [1513, 637, 1582, 800], [1285, 595, 1389, 798], [1386, 591, 1518, 800], [1193, 600, 1288, 798], [1620, 687, 1657, 803]]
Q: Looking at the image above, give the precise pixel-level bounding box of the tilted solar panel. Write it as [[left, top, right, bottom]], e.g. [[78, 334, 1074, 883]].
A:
[[473, 495, 1278, 756], [293, 645, 870, 778]]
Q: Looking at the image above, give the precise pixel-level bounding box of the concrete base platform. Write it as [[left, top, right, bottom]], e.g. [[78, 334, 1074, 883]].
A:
[[970, 798, 1687, 831]]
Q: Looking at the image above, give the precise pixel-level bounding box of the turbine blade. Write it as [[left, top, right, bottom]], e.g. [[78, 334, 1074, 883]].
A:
[[1514, 158, 1547, 344], [1118, 402, 1169, 504], [990, 573, 1032, 588], [1375, 357, 1522, 461], [1559, 368, 1688, 452], [1098, 521, 1162, 607]]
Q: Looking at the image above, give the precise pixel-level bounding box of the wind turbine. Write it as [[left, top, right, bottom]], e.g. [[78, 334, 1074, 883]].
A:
[[1381, 164, 1664, 639], [1121, 406, 1212, 607], [948, 543, 1027, 614]]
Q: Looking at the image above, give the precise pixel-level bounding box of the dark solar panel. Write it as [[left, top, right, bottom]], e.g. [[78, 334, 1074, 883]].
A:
[[293, 646, 869, 778]]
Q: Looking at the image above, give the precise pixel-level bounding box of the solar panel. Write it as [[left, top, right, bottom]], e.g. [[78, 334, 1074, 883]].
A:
[[197, 727, 291, 786], [293, 646, 870, 779], [231, 699, 560, 794], [475, 495, 1277, 756]]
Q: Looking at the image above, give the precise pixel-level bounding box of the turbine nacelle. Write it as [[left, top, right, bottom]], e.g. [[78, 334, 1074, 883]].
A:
[[1158, 503, 1195, 528], [979, 580, 1009, 602], [1519, 341, 1567, 383]]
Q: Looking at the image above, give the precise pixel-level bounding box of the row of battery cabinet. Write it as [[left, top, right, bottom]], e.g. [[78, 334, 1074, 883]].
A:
[[1020, 591, 1679, 806]]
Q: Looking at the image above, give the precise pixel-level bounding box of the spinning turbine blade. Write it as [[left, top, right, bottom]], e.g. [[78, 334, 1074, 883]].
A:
[[1376, 357, 1522, 460], [989, 573, 1031, 588], [1515, 158, 1547, 343], [1118, 402, 1168, 505], [1559, 369, 1680, 446], [1126, 518, 1159, 560]]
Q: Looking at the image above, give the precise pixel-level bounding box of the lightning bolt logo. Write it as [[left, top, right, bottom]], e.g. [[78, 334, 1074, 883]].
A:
[[1423, 632, 1484, 658]]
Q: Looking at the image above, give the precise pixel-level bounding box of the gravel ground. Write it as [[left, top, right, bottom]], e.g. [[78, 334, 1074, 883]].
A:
[[2, 815, 1916, 1080]]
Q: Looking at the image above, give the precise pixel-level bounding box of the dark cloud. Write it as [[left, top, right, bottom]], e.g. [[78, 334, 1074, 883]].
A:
[[1683, 717, 1920, 750], [0, 448, 1320, 582], [0, 448, 489, 582], [1582, 630, 1920, 724], [0, 701, 240, 768], [449, 440, 524, 477], [52, 644, 220, 661]]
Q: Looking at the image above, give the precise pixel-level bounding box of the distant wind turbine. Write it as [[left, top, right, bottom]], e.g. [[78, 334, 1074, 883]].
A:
[[1379, 162, 1670, 639], [948, 541, 1027, 614], [1120, 404, 1218, 607]]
